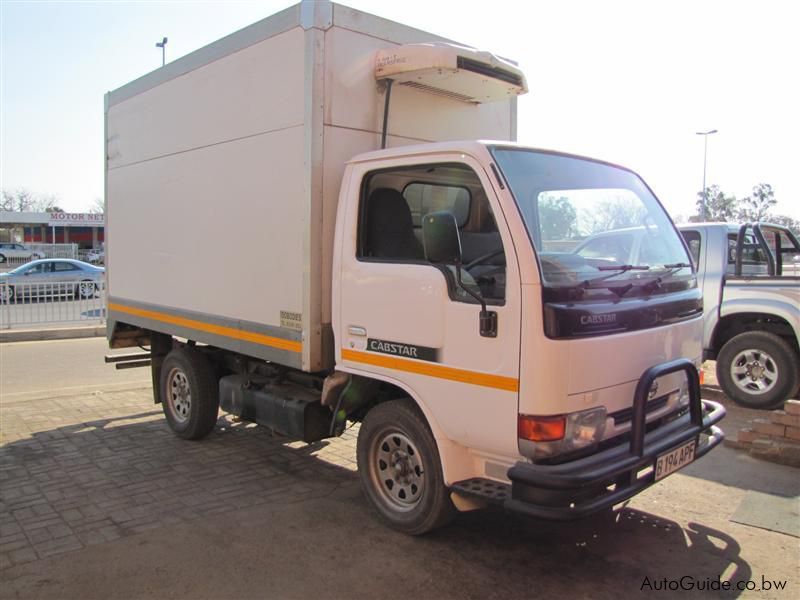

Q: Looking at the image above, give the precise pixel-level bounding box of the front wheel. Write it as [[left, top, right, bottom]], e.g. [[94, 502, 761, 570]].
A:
[[716, 331, 799, 409], [160, 346, 220, 439], [357, 399, 455, 535], [76, 280, 97, 299], [0, 285, 13, 303]]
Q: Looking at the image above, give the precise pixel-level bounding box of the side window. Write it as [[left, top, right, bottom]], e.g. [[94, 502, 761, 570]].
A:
[[358, 162, 506, 302], [26, 263, 47, 275], [403, 183, 470, 227], [53, 262, 78, 272], [727, 230, 769, 276], [680, 230, 702, 268]]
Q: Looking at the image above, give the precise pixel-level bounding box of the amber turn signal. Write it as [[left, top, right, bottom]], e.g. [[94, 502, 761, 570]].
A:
[[518, 414, 566, 442]]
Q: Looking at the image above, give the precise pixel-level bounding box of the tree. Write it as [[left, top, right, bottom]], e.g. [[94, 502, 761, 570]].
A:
[[1, 189, 59, 213], [89, 197, 105, 214], [584, 196, 646, 234], [768, 214, 800, 235], [694, 185, 737, 222], [737, 183, 777, 222], [538, 195, 577, 240]]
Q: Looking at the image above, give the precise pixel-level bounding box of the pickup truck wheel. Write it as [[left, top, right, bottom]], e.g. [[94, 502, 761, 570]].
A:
[[716, 332, 799, 409], [160, 347, 219, 439], [357, 399, 455, 535]]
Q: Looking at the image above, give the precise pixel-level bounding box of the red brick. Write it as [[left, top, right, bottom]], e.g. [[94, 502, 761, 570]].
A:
[[771, 411, 800, 428], [736, 428, 761, 443], [786, 426, 800, 441], [784, 400, 800, 416], [752, 419, 786, 437]]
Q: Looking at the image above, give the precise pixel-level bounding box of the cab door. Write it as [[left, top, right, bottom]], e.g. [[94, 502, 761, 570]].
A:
[[336, 155, 521, 458]]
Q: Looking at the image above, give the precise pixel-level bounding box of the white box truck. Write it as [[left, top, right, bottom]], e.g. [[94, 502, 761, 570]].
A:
[[106, 0, 724, 534]]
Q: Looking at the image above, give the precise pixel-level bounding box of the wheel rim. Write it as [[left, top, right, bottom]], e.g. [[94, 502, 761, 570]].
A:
[[79, 282, 94, 297], [368, 430, 425, 512], [730, 348, 779, 395], [166, 368, 192, 423]]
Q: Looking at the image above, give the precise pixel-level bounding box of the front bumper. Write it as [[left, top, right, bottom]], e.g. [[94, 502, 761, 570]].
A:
[[450, 359, 725, 520], [506, 359, 724, 519]]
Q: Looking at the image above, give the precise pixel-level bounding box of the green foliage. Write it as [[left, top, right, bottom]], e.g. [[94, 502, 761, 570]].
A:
[[695, 185, 738, 222], [737, 183, 777, 222], [585, 197, 646, 234], [692, 182, 796, 231], [538, 195, 577, 240]]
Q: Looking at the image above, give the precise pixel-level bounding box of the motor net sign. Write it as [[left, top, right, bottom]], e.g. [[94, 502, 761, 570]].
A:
[[47, 213, 105, 226]]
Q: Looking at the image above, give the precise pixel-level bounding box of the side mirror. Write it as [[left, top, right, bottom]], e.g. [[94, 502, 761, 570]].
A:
[[422, 211, 462, 265], [422, 210, 497, 338]]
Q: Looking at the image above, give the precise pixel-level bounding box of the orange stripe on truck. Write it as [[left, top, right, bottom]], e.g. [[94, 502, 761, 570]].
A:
[[341, 348, 519, 392], [108, 302, 302, 353]]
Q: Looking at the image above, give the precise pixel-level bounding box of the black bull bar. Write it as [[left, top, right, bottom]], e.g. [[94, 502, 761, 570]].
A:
[[505, 359, 726, 520]]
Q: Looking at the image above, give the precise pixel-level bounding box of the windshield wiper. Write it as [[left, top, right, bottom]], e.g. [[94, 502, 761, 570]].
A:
[[661, 262, 691, 269], [596, 264, 650, 272]]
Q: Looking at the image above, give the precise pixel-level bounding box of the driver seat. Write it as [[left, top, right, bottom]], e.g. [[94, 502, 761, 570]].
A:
[[366, 188, 424, 260]]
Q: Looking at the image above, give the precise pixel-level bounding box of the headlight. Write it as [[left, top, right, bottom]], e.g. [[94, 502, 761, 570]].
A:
[[518, 406, 607, 460]]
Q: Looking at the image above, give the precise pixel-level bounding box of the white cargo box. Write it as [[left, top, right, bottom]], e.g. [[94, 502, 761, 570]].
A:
[[106, 0, 522, 372]]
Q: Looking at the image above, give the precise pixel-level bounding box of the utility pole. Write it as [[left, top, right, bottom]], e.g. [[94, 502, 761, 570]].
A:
[[696, 129, 718, 221], [156, 37, 168, 66]]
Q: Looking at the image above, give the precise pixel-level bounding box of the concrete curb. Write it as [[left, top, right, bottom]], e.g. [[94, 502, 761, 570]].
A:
[[0, 325, 105, 343]]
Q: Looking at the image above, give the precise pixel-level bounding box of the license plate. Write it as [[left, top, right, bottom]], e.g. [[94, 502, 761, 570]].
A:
[[654, 439, 696, 481]]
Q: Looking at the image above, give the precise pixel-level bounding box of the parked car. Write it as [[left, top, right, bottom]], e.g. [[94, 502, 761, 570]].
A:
[[0, 259, 105, 302], [678, 222, 800, 408], [85, 248, 105, 265], [0, 243, 45, 263]]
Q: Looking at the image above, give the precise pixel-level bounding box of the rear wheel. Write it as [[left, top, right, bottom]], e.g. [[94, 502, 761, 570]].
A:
[[160, 346, 219, 439], [77, 280, 97, 299], [716, 331, 799, 409], [357, 399, 455, 535]]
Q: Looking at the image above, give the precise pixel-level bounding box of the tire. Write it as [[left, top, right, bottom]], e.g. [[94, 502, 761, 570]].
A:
[[716, 331, 799, 409], [0, 285, 13, 303], [77, 280, 97, 299], [357, 399, 456, 535], [159, 347, 220, 440]]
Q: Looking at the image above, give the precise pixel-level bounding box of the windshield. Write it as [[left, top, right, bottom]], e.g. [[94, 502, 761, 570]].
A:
[[492, 148, 691, 288]]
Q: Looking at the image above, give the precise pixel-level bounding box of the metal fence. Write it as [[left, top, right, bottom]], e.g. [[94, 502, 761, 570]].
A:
[[0, 280, 106, 329]]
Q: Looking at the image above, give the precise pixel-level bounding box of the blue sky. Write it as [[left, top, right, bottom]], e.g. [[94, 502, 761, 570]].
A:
[[2, 0, 798, 220]]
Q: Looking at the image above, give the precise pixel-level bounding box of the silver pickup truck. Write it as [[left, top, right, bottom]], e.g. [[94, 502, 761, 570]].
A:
[[678, 223, 800, 408]]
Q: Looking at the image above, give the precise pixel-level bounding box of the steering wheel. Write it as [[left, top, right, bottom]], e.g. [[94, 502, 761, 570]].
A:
[[464, 248, 505, 271]]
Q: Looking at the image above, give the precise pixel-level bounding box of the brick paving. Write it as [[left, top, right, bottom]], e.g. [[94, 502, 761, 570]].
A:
[[0, 388, 358, 568]]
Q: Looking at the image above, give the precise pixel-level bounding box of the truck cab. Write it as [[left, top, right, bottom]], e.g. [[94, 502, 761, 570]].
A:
[[332, 141, 724, 528]]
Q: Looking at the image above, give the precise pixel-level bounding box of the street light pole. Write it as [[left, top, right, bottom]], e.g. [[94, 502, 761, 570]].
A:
[[156, 37, 168, 66], [696, 129, 718, 221]]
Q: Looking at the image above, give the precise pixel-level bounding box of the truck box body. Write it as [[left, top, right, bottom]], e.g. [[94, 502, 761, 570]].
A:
[[105, 2, 518, 372]]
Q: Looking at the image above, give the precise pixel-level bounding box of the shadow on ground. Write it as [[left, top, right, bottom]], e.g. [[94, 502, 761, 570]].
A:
[[0, 410, 757, 598]]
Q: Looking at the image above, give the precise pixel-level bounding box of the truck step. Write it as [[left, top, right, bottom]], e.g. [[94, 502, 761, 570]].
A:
[[451, 478, 510, 505]]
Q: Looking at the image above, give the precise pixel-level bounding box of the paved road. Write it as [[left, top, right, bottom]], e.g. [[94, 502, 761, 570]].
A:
[[0, 337, 149, 398], [1, 339, 798, 598]]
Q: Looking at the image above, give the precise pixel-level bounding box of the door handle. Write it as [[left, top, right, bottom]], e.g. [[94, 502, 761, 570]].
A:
[[348, 326, 367, 337]]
